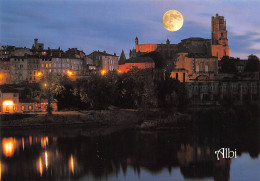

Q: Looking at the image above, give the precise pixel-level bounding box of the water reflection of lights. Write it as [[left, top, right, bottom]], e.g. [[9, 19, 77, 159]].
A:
[[38, 158, 43, 177], [45, 151, 48, 169], [41, 137, 49, 149], [2, 138, 16, 157], [29, 136, 32, 146], [70, 155, 75, 175], [22, 137, 25, 151]]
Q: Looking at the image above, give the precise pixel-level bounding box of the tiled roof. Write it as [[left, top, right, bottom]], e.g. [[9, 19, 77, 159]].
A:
[[125, 57, 154, 63]]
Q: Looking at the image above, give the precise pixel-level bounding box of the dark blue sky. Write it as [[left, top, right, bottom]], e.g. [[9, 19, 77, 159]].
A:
[[1, 0, 260, 59]]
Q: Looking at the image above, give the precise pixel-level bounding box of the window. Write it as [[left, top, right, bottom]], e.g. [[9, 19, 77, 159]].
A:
[[42, 64, 44, 68], [183, 73, 186, 82], [49, 64, 51, 67], [21, 106, 25, 111], [196, 64, 199, 72], [176, 73, 178, 80], [46, 64, 48, 68], [29, 106, 32, 110], [205, 65, 208, 72]]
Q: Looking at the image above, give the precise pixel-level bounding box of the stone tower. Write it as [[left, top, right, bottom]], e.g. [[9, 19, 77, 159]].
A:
[[135, 37, 139, 46], [211, 14, 229, 60]]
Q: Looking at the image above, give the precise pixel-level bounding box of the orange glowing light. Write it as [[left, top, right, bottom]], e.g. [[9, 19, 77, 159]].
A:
[[41, 137, 49, 149], [43, 83, 48, 87], [67, 70, 73, 76], [45, 151, 48, 169], [118, 69, 122, 73], [29, 136, 32, 146], [101, 69, 106, 76], [0, 161, 1, 181], [38, 157, 43, 177], [22, 137, 25, 151], [2, 100, 14, 106], [37, 72, 42, 77], [2, 138, 15, 157], [70, 155, 75, 175]]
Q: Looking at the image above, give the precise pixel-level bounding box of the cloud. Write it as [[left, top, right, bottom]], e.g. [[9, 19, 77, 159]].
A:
[[1, 0, 260, 59]]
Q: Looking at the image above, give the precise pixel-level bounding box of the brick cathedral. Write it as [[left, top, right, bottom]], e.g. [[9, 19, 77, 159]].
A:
[[126, 13, 230, 82]]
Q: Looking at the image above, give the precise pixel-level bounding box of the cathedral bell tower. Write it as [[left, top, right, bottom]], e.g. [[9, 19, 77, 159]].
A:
[[211, 14, 229, 60]]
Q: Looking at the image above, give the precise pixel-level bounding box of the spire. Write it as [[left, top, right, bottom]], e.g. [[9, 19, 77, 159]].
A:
[[135, 37, 138, 45], [166, 38, 170, 45]]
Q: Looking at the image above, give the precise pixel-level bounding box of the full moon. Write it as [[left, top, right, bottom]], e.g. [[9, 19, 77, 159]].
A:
[[162, 10, 184, 32]]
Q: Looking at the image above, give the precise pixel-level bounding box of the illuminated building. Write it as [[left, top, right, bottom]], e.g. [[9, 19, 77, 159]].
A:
[[0, 59, 11, 84], [119, 57, 155, 73], [211, 14, 230, 60], [0, 90, 57, 114], [87, 51, 119, 72]]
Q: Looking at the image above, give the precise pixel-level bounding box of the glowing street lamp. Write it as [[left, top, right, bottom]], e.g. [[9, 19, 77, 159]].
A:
[[66, 70, 73, 77], [101, 69, 106, 76], [37, 72, 42, 77], [43, 83, 48, 88]]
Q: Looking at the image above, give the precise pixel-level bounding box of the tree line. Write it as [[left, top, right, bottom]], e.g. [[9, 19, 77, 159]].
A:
[[49, 68, 188, 111]]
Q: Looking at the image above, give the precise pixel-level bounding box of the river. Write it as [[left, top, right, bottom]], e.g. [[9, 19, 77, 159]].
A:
[[0, 127, 259, 181]]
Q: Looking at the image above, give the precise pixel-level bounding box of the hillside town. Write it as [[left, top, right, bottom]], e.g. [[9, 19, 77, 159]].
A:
[[0, 14, 259, 114]]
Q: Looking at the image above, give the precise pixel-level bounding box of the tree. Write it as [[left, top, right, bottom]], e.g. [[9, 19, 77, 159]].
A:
[[157, 78, 188, 110], [39, 74, 65, 114], [119, 50, 126, 65], [77, 74, 115, 110], [244, 54, 260, 72], [114, 68, 156, 108], [219, 56, 238, 73]]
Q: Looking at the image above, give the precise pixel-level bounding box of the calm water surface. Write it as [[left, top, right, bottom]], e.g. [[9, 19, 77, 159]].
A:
[[0, 129, 259, 181]]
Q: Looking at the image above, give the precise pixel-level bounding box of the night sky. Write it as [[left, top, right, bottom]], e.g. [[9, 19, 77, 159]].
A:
[[1, 0, 260, 59]]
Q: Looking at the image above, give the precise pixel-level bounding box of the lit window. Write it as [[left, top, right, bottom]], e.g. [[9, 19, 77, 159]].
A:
[[49, 64, 51, 67], [21, 106, 25, 111], [29, 106, 32, 110], [46, 64, 48, 68]]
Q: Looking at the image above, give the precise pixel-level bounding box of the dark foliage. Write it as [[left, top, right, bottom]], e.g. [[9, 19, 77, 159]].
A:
[[244, 55, 260, 72], [219, 56, 238, 73]]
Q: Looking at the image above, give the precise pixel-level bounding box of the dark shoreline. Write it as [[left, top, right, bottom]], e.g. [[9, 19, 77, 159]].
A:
[[0, 106, 259, 137]]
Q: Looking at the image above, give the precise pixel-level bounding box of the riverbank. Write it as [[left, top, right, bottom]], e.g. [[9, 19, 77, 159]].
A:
[[0, 105, 259, 136]]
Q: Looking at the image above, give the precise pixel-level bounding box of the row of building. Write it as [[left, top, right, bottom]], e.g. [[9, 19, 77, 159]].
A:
[[0, 38, 120, 84], [0, 13, 259, 113]]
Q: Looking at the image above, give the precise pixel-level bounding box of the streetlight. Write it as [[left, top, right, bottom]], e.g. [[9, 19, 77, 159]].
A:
[[37, 72, 42, 77], [101, 69, 106, 76], [66, 70, 73, 77]]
